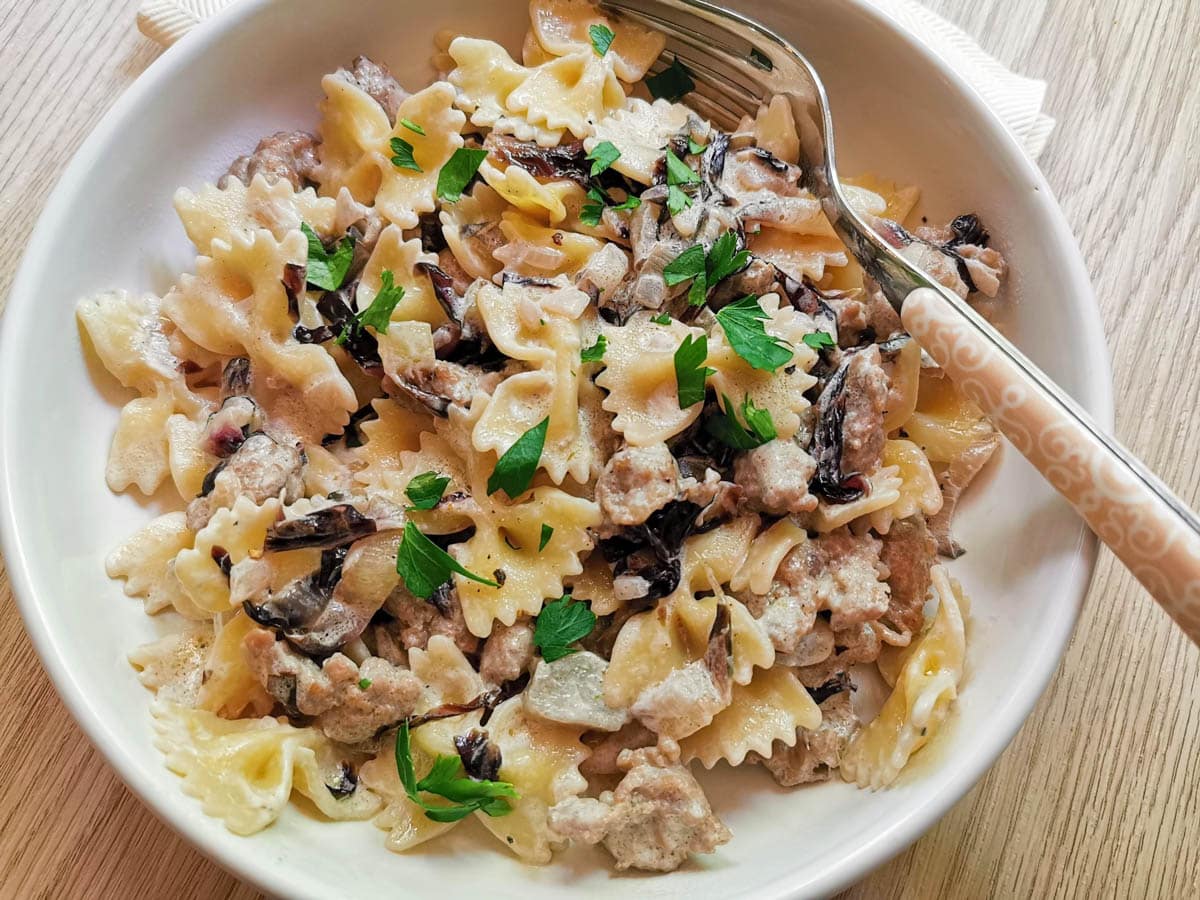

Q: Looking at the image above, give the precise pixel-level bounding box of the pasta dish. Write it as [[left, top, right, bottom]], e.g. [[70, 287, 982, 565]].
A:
[[77, 0, 1006, 873]]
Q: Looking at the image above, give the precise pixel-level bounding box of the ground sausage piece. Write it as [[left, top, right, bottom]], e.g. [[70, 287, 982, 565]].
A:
[[221, 131, 321, 191], [242, 628, 422, 744], [879, 516, 936, 641], [840, 345, 890, 475], [751, 691, 858, 785], [388, 359, 483, 417], [928, 430, 1000, 557], [748, 528, 890, 651], [335, 55, 409, 123], [547, 741, 731, 871], [595, 443, 681, 528], [580, 721, 657, 778], [187, 432, 305, 530], [478, 618, 535, 685], [733, 439, 819, 515], [378, 587, 479, 661]]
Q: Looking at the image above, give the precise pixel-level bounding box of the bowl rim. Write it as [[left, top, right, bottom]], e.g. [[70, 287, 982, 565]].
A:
[[0, 0, 1111, 896]]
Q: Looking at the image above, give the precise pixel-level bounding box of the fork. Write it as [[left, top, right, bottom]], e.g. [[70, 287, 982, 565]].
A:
[[601, 0, 1200, 644]]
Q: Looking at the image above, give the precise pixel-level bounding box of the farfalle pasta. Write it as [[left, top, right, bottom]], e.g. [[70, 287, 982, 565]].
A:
[[80, 0, 1008, 875]]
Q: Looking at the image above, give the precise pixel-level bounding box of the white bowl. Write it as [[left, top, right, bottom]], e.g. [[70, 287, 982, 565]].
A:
[[0, 0, 1109, 896]]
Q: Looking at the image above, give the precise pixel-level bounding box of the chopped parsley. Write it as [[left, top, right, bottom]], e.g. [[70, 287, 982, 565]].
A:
[[662, 231, 749, 307], [436, 147, 488, 203], [646, 56, 695, 102], [580, 187, 607, 227], [664, 149, 700, 216], [355, 270, 406, 334], [651, 312, 672, 325], [687, 136, 708, 155], [589, 23, 615, 57], [705, 393, 777, 449], [581, 334, 607, 363], [539, 523, 554, 551], [399, 118, 426, 135], [395, 521, 498, 599], [358, 677, 372, 690], [487, 418, 549, 499], [534, 595, 596, 662], [389, 136, 422, 173], [301, 223, 355, 291], [802, 330, 836, 351], [674, 332, 713, 409], [586, 140, 621, 176], [395, 722, 516, 822], [715, 295, 794, 371], [405, 471, 452, 510]]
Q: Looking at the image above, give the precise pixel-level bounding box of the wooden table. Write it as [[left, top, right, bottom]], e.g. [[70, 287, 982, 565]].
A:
[[1, 0, 1197, 896]]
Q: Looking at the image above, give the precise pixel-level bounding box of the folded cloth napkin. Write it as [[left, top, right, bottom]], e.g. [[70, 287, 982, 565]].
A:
[[136, 0, 1054, 158]]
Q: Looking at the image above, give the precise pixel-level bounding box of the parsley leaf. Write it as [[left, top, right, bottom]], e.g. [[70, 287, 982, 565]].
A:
[[390, 136, 422, 172], [534, 595, 596, 662], [437, 147, 488, 203], [586, 140, 621, 176], [687, 137, 708, 155], [301, 223, 355, 291], [487, 417, 549, 498], [651, 312, 672, 325], [674, 333, 713, 409], [611, 194, 641, 212], [646, 56, 695, 102], [715, 295, 794, 372], [395, 722, 517, 823], [666, 184, 691, 216], [358, 677, 372, 690], [581, 334, 607, 363], [705, 393, 777, 449], [356, 269, 406, 334], [589, 23, 615, 57], [405, 471, 451, 510], [802, 330, 836, 350], [395, 521, 498, 599], [665, 149, 700, 185], [539, 523, 554, 551], [706, 231, 750, 285], [580, 187, 607, 227], [400, 118, 425, 135], [662, 244, 706, 287]]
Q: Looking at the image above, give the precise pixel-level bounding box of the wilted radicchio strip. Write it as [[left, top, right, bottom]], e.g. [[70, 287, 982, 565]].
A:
[[489, 135, 591, 187], [454, 728, 503, 782], [263, 503, 378, 552], [293, 281, 382, 372], [599, 500, 704, 601], [809, 359, 868, 503], [807, 671, 854, 704]]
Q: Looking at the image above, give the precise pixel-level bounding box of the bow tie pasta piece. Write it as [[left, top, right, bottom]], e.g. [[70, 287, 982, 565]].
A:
[[707, 292, 819, 442], [128, 626, 212, 707], [447, 38, 567, 146], [162, 229, 358, 440], [174, 495, 282, 614], [493, 210, 607, 277], [389, 429, 478, 535], [596, 317, 705, 446], [174, 174, 338, 253], [106, 512, 195, 614], [152, 703, 381, 835], [195, 612, 276, 718], [749, 228, 850, 283], [672, 514, 760, 598], [409, 634, 488, 707], [840, 565, 967, 789], [474, 696, 589, 863], [77, 290, 211, 494], [453, 483, 601, 637], [478, 158, 584, 225], [506, 51, 625, 139], [359, 738, 461, 852], [804, 466, 903, 533], [440, 184, 508, 282], [528, 0, 667, 82], [166, 413, 217, 499], [357, 226, 446, 328], [316, 72, 394, 201], [473, 277, 592, 483], [585, 98, 694, 185], [679, 667, 822, 769], [866, 439, 944, 535], [348, 397, 436, 492], [738, 95, 802, 166], [374, 83, 469, 228], [731, 517, 810, 596], [842, 173, 921, 226]]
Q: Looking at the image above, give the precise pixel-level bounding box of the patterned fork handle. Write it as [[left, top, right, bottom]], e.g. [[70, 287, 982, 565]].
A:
[[902, 288, 1200, 643]]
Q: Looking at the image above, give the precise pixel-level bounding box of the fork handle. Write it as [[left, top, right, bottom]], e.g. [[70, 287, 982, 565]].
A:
[[901, 287, 1200, 644]]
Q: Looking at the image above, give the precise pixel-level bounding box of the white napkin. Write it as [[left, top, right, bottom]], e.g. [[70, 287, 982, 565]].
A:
[[136, 0, 1054, 159]]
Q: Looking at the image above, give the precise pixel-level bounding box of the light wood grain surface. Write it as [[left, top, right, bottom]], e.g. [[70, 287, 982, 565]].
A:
[[1, 0, 1197, 897]]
